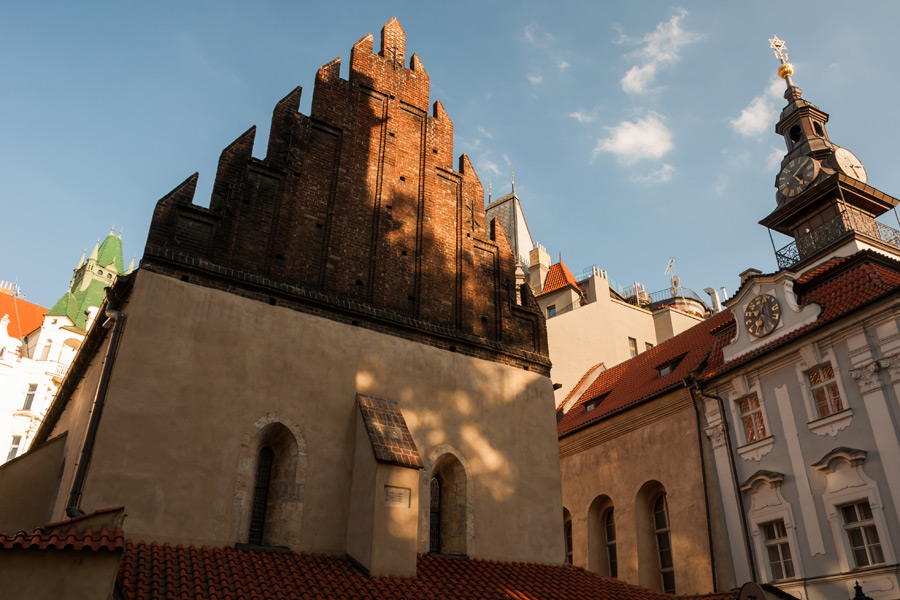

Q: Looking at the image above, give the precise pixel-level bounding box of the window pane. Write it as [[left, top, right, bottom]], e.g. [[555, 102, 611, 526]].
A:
[[743, 415, 756, 443], [859, 501, 873, 520], [807, 369, 822, 385], [605, 510, 616, 542], [823, 364, 834, 379], [813, 388, 829, 417], [661, 570, 676, 594], [852, 546, 870, 567], [762, 523, 775, 541], [842, 505, 859, 524], [753, 412, 767, 438], [783, 554, 795, 579], [775, 521, 787, 538]]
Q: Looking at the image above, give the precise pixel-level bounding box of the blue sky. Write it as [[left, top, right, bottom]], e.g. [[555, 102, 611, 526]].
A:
[[3, 2, 900, 309]]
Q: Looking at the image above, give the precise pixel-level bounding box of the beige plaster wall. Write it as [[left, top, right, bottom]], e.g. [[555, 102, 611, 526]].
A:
[[370, 462, 420, 576], [0, 433, 66, 532], [47, 270, 564, 564], [546, 277, 657, 406], [652, 307, 705, 344], [559, 389, 731, 595], [0, 549, 121, 600]]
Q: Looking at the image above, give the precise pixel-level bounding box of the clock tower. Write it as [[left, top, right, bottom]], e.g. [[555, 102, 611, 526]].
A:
[[760, 36, 900, 273]]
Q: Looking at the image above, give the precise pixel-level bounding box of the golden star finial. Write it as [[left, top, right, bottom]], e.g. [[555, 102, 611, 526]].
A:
[[769, 35, 794, 81]]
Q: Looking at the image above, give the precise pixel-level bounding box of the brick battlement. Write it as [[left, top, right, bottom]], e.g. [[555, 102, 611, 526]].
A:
[[143, 19, 548, 368]]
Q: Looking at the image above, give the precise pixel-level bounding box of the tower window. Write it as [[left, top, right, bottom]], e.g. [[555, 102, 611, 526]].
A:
[[762, 520, 795, 580], [7, 436, 22, 461], [841, 501, 885, 567], [807, 364, 843, 418], [653, 494, 676, 594], [738, 393, 767, 444], [605, 508, 618, 578], [813, 122, 824, 137], [22, 384, 37, 411], [789, 124, 802, 144]]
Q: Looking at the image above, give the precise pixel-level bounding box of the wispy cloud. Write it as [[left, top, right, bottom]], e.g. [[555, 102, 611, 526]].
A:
[[480, 159, 502, 176], [731, 78, 784, 137], [619, 9, 699, 94], [558, 60, 570, 70], [476, 126, 493, 139], [766, 146, 783, 171], [523, 24, 555, 47], [593, 113, 673, 164], [632, 163, 675, 184], [527, 73, 543, 84], [569, 111, 597, 124]]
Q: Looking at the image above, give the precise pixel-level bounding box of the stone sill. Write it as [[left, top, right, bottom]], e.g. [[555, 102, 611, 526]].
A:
[[808, 409, 852, 438], [737, 436, 775, 462]]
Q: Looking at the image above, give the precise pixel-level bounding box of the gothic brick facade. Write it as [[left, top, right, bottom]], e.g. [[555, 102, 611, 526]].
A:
[[143, 19, 548, 373]]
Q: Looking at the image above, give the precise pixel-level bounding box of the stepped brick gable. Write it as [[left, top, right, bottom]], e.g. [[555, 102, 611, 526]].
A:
[[144, 19, 547, 371]]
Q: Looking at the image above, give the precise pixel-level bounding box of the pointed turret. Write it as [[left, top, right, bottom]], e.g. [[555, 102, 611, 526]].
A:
[[88, 240, 99, 263], [761, 36, 900, 272], [76, 249, 86, 269], [126, 255, 135, 275]]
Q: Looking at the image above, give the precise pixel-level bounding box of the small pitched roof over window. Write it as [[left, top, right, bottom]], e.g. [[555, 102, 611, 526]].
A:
[[537, 262, 581, 297], [357, 393, 423, 469]]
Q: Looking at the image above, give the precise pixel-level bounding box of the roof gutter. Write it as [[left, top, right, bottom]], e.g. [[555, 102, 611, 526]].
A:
[[66, 306, 126, 518]]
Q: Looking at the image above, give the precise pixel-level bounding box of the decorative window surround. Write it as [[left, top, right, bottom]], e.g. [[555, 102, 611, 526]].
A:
[[740, 471, 805, 584], [813, 448, 897, 573], [808, 408, 853, 438], [737, 436, 776, 463]]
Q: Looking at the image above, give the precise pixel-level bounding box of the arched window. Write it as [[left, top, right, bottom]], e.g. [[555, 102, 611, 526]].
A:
[[563, 507, 573, 565], [39, 340, 52, 361], [653, 494, 675, 593], [587, 495, 615, 576], [429, 454, 467, 556], [605, 508, 617, 578], [248, 446, 274, 545]]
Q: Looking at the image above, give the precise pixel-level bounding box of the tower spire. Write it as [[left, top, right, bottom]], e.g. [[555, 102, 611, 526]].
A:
[[511, 167, 515, 195]]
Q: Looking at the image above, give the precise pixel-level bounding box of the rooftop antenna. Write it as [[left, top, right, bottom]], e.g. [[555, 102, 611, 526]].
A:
[[665, 259, 680, 297], [488, 179, 492, 204], [511, 167, 515, 195]]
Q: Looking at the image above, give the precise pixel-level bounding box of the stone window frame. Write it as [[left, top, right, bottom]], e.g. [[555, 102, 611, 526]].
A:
[[839, 500, 886, 568], [795, 343, 853, 438], [230, 414, 307, 548], [761, 520, 796, 581], [812, 448, 896, 573], [740, 471, 805, 584], [726, 376, 775, 462], [420, 445, 474, 557], [22, 383, 37, 411], [587, 494, 615, 576]]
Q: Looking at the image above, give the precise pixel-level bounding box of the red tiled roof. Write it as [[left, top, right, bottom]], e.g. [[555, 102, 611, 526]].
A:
[[704, 251, 900, 379], [118, 541, 736, 600], [557, 310, 732, 437], [0, 292, 46, 340], [0, 525, 124, 553], [538, 262, 580, 297]]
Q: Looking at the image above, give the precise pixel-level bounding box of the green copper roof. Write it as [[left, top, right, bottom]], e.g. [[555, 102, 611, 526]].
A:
[[97, 233, 124, 272], [45, 278, 109, 333]]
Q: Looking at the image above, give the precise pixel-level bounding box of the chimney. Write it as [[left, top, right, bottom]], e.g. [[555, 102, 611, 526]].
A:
[[704, 288, 723, 313], [528, 244, 551, 294]]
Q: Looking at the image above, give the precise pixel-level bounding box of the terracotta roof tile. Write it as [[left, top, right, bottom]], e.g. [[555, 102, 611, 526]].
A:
[[557, 310, 732, 436], [0, 293, 46, 340], [357, 393, 423, 469], [0, 525, 124, 553], [537, 262, 580, 297], [117, 541, 736, 600]]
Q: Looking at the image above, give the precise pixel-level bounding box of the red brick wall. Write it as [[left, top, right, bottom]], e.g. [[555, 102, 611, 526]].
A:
[[144, 19, 548, 369]]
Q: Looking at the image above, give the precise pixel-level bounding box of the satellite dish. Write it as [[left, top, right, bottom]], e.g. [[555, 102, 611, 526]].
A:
[[670, 275, 681, 297], [738, 581, 766, 600]]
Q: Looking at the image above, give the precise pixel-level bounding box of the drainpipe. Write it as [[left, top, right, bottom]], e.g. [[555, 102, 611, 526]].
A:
[[685, 380, 719, 591], [695, 387, 759, 583], [65, 307, 126, 518]]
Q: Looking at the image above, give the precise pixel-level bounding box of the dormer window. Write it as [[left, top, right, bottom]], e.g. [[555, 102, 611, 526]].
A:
[[585, 393, 609, 413], [657, 355, 685, 377]]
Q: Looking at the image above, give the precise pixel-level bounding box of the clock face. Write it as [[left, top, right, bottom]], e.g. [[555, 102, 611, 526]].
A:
[[744, 294, 781, 337], [834, 147, 867, 184], [777, 156, 820, 200]]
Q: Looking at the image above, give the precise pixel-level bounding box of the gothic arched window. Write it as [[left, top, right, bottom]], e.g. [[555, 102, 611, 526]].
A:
[[653, 493, 675, 593]]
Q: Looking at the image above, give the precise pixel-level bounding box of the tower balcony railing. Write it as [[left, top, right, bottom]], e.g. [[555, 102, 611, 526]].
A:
[[774, 210, 900, 270]]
